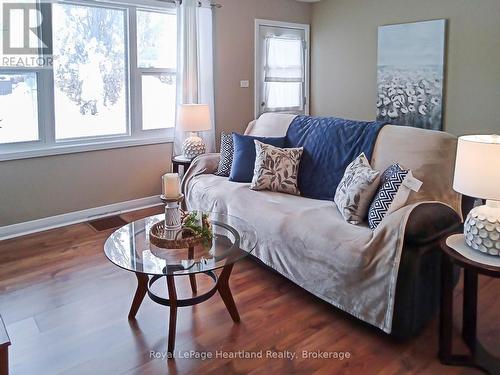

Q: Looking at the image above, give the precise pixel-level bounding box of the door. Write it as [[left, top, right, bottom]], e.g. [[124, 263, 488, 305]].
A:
[[255, 20, 309, 118]]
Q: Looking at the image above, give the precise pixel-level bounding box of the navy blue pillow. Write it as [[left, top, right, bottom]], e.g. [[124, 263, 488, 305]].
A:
[[229, 133, 286, 182]]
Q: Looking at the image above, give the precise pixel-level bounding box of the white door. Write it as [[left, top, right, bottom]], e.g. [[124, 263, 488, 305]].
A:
[[255, 20, 309, 118]]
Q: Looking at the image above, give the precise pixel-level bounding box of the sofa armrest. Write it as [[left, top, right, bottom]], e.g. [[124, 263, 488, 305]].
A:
[[181, 153, 220, 194], [404, 203, 461, 246], [187, 152, 220, 175]]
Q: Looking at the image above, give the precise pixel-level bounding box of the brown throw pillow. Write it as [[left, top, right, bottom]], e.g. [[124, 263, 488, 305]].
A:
[[334, 153, 380, 224], [250, 140, 303, 195]]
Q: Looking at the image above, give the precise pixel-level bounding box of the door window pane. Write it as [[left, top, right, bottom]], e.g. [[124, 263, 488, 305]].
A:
[[263, 36, 305, 112], [266, 82, 302, 110], [0, 73, 39, 144], [52, 4, 127, 140], [265, 38, 303, 81], [137, 11, 176, 69], [142, 74, 176, 130]]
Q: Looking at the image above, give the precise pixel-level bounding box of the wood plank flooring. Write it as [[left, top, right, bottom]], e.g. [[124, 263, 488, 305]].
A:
[[0, 206, 498, 374]]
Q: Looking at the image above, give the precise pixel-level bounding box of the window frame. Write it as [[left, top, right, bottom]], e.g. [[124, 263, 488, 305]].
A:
[[254, 19, 310, 119], [0, 0, 177, 162]]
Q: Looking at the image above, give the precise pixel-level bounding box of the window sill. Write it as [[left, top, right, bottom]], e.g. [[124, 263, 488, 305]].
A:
[[0, 136, 174, 162]]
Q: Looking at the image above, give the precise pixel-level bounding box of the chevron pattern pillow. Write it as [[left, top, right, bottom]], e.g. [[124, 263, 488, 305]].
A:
[[380, 163, 404, 184], [368, 164, 409, 229], [215, 132, 234, 177]]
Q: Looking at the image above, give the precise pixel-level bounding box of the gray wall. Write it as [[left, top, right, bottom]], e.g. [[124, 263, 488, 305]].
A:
[[311, 0, 500, 136], [0, 0, 311, 226]]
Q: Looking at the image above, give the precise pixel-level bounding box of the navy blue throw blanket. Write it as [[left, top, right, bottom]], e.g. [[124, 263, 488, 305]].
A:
[[285, 116, 386, 200]]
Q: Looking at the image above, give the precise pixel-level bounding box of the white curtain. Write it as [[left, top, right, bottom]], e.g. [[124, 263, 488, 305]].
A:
[[174, 0, 215, 156], [264, 37, 304, 112]]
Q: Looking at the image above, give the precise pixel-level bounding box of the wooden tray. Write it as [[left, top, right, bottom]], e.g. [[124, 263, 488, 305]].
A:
[[149, 221, 203, 249]]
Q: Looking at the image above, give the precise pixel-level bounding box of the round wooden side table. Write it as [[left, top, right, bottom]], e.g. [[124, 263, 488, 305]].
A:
[[439, 234, 500, 374]]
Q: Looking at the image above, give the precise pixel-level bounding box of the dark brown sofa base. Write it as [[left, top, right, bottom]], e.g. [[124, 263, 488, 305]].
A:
[[391, 201, 466, 339]]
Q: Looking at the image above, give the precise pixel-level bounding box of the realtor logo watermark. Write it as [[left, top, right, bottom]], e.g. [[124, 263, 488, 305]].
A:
[[2, 2, 53, 67], [149, 349, 352, 361]]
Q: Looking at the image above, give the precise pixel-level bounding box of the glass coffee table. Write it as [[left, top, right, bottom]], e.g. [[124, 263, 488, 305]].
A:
[[104, 212, 257, 355]]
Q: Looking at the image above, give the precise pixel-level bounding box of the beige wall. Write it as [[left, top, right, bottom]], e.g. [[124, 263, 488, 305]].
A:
[[0, 144, 172, 226], [311, 0, 500, 136], [0, 0, 311, 227], [214, 0, 312, 142]]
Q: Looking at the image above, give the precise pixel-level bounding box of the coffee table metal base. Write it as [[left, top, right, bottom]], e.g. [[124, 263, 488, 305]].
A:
[[128, 263, 240, 356]]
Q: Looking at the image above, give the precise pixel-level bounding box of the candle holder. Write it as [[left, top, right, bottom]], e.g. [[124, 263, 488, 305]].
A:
[[160, 194, 184, 238]]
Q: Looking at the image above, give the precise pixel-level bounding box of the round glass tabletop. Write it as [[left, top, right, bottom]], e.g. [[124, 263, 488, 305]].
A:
[[104, 212, 257, 276]]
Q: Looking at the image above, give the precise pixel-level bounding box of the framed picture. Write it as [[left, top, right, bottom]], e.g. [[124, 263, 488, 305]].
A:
[[376, 19, 446, 130]]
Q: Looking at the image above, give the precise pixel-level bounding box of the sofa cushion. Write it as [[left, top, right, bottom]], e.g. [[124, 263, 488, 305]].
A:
[[250, 140, 303, 195], [229, 133, 286, 183], [185, 176, 374, 253], [285, 116, 386, 201]]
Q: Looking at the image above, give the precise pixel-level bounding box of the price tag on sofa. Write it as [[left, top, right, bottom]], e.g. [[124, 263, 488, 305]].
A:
[[403, 172, 423, 192]]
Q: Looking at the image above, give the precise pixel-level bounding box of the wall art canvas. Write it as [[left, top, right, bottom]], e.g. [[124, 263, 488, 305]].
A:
[[376, 19, 446, 130]]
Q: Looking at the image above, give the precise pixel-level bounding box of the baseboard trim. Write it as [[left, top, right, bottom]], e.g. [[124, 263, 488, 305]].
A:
[[0, 195, 162, 240]]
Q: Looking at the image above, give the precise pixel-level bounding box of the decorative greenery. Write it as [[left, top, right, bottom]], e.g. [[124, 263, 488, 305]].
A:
[[182, 211, 213, 246]]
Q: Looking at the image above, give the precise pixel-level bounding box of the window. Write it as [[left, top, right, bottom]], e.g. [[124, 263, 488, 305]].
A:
[[0, 1, 177, 161], [255, 20, 309, 118], [52, 4, 128, 140], [137, 10, 177, 130], [0, 73, 39, 144]]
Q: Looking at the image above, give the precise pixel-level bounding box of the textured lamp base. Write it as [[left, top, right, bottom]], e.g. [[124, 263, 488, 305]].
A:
[[464, 200, 500, 256], [182, 133, 206, 160]]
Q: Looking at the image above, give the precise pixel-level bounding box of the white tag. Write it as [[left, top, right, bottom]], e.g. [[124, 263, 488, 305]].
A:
[[402, 171, 422, 192]]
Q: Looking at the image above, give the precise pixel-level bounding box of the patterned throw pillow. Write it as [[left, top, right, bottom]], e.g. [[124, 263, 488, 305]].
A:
[[379, 163, 404, 184], [250, 140, 303, 195], [334, 153, 380, 224], [368, 164, 410, 229], [215, 132, 234, 177]]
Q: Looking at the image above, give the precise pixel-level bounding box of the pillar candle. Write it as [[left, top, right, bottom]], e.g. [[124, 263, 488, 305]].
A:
[[162, 173, 180, 198]]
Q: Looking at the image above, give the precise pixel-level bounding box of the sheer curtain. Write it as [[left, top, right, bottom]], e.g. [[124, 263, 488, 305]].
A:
[[264, 37, 304, 112], [174, 0, 215, 156]]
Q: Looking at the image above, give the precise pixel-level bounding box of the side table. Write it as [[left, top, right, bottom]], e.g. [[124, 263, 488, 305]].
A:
[[172, 155, 193, 176], [439, 233, 500, 374]]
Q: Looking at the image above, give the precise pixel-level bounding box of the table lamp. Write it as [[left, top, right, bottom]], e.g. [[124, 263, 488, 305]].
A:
[[178, 104, 211, 160], [453, 135, 500, 256]]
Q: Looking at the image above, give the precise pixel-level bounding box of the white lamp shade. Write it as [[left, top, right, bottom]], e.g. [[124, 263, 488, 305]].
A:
[[178, 104, 211, 132], [453, 135, 500, 200]]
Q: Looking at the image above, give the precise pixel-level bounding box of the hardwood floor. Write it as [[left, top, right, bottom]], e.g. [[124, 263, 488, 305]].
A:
[[0, 206, 497, 374]]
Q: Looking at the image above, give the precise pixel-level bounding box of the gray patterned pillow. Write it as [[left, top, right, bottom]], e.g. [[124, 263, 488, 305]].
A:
[[250, 140, 303, 195], [334, 153, 380, 224]]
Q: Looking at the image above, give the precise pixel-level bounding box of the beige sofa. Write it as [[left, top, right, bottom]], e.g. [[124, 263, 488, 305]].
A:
[[182, 114, 463, 338]]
